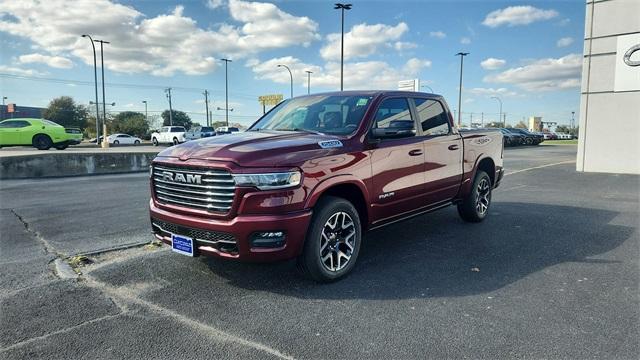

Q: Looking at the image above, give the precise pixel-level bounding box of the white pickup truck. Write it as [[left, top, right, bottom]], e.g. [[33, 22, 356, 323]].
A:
[[151, 126, 186, 146]]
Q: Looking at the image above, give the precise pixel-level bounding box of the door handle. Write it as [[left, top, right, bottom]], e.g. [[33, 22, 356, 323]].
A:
[[408, 149, 423, 156], [448, 144, 459, 151]]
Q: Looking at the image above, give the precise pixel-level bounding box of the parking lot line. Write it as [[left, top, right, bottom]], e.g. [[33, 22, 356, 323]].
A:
[[505, 160, 576, 176]]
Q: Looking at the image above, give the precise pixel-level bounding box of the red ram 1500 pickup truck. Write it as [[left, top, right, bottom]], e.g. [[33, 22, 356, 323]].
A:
[[150, 91, 504, 282]]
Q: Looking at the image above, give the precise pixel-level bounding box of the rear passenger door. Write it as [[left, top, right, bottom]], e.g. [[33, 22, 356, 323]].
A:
[[413, 98, 463, 204], [369, 97, 425, 222]]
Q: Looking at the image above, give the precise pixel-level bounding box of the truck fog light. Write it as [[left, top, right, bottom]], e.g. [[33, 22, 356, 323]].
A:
[[250, 231, 286, 249]]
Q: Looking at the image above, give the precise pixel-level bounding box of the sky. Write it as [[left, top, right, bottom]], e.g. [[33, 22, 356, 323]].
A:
[[0, 0, 585, 127]]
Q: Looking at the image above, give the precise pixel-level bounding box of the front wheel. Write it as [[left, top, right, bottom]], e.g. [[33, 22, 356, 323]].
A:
[[113, 140, 119, 145], [297, 196, 362, 283], [134, 140, 140, 145], [172, 137, 179, 145], [152, 137, 158, 146], [457, 170, 492, 223]]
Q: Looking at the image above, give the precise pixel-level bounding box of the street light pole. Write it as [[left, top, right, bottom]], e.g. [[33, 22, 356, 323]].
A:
[[165, 88, 173, 126], [94, 39, 110, 136], [2, 96, 6, 120], [203, 90, 210, 126], [142, 100, 148, 125], [571, 111, 575, 129], [334, 3, 352, 91], [491, 96, 503, 127], [277, 64, 293, 98], [81, 34, 100, 143], [455, 52, 469, 129], [305, 70, 313, 95], [220, 58, 232, 127]]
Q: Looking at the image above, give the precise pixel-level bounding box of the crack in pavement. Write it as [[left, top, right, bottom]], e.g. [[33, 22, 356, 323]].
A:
[[10, 209, 60, 257]]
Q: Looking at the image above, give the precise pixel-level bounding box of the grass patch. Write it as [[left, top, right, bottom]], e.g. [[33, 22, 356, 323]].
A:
[[541, 139, 578, 145]]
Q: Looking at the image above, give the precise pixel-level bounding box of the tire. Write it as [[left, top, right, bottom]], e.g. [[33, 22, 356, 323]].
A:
[[113, 140, 119, 144], [55, 144, 68, 150], [152, 137, 158, 146], [297, 196, 362, 283], [172, 137, 179, 145], [457, 170, 492, 223], [32, 134, 53, 150], [134, 140, 140, 145]]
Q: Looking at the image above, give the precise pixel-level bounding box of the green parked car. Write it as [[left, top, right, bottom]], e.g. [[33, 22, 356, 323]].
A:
[[0, 118, 83, 150]]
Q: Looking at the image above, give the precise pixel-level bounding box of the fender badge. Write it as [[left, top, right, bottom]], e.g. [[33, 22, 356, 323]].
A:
[[318, 140, 343, 149]]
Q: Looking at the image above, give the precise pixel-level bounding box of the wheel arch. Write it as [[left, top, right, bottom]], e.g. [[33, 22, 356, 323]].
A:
[[305, 176, 370, 230]]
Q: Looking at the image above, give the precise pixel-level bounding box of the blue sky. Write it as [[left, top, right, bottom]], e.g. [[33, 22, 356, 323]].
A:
[[0, 0, 584, 127]]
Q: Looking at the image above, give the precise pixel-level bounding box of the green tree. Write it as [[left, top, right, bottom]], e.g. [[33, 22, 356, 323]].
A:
[[42, 96, 88, 129], [514, 121, 528, 129], [161, 110, 192, 128], [109, 111, 149, 137]]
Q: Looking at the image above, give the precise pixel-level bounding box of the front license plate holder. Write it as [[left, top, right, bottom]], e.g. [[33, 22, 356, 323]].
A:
[[171, 234, 194, 256]]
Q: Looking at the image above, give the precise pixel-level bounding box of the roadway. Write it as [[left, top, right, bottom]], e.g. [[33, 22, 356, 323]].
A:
[[1, 144, 638, 359]]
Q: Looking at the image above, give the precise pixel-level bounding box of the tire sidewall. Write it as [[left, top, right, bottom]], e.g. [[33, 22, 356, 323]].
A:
[[303, 197, 362, 282], [33, 134, 52, 150], [472, 171, 491, 221]]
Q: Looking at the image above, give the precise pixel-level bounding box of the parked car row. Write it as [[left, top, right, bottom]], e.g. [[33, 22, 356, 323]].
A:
[[500, 128, 544, 147], [151, 126, 241, 146], [543, 132, 575, 140]]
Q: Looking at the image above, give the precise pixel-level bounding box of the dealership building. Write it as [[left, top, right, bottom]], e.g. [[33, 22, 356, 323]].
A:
[[577, 0, 640, 174]]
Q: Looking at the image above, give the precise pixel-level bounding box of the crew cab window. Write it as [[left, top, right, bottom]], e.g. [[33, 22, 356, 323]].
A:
[[159, 127, 168, 133], [170, 127, 185, 132], [414, 98, 450, 136], [373, 98, 415, 133]]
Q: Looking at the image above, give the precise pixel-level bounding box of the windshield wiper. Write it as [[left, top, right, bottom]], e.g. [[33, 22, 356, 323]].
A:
[[274, 128, 325, 135]]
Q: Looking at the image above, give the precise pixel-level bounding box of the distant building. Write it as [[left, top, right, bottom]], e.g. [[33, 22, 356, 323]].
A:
[[578, 0, 640, 174], [528, 117, 542, 132], [0, 104, 45, 121]]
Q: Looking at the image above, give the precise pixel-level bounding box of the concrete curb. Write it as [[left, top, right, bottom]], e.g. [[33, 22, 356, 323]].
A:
[[0, 152, 157, 179]]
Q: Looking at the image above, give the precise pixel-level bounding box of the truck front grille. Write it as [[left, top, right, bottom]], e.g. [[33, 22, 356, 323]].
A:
[[151, 218, 238, 254], [152, 164, 236, 213]]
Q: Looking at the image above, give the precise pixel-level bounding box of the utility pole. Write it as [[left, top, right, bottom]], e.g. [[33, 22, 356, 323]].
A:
[[481, 112, 484, 127], [571, 111, 575, 129], [142, 100, 148, 125], [455, 52, 469, 129], [305, 70, 313, 95], [220, 58, 232, 127], [165, 88, 173, 126], [491, 96, 503, 128], [470, 113, 473, 127], [334, 3, 352, 91], [81, 35, 100, 144], [203, 90, 210, 127]]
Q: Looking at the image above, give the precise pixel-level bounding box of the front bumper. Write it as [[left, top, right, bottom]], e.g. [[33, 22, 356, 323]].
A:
[[149, 200, 313, 262]]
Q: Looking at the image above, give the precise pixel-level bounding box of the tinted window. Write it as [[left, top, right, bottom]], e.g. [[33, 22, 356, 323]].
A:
[[170, 127, 185, 132], [0, 120, 30, 128], [201, 127, 214, 132], [414, 98, 450, 136], [228, 127, 239, 132], [373, 98, 414, 132]]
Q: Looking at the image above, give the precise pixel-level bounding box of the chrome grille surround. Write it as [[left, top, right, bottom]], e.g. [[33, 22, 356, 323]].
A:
[[152, 164, 236, 213]]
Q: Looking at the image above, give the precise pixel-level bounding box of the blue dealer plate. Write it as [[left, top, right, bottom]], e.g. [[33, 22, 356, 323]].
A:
[[171, 234, 194, 256]]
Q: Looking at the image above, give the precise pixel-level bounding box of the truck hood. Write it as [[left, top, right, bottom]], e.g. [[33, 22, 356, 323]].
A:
[[156, 130, 347, 168]]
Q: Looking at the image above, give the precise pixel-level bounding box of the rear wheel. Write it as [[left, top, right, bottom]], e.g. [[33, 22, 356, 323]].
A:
[[113, 140, 119, 144], [134, 140, 140, 145], [297, 196, 361, 283], [152, 137, 158, 146], [172, 137, 179, 145], [32, 134, 53, 150], [457, 170, 492, 223]]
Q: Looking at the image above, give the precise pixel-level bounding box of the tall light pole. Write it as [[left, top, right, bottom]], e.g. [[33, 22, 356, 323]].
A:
[[455, 52, 469, 129], [334, 3, 352, 91], [571, 111, 575, 129], [2, 96, 6, 120], [220, 58, 232, 127], [491, 96, 503, 128], [94, 39, 110, 135], [165, 88, 173, 126], [277, 64, 293, 98], [81, 34, 100, 143], [203, 90, 210, 126], [305, 70, 313, 95], [142, 100, 148, 125]]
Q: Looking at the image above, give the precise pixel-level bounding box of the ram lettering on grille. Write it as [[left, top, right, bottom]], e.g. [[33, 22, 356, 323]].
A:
[[162, 171, 202, 184]]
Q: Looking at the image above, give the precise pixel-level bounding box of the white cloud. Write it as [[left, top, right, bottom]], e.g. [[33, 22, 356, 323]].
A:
[[460, 37, 471, 45], [0, 0, 319, 76], [0, 65, 47, 76], [556, 37, 574, 48], [320, 22, 409, 61], [393, 41, 417, 51], [482, 6, 558, 28], [18, 53, 74, 69], [480, 58, 506, 70], [483, 54, 582, 92], [250, 56, 431, 90], [468, 87, 518, 97], [429, 31, 446, 39], [206, 0, 225, 9]]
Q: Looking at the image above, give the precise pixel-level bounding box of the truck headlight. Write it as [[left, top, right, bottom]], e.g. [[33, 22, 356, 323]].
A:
[[233, 171, 301, 190]]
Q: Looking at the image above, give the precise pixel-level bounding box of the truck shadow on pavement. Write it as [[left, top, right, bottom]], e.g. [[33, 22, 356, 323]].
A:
[[203, 202, 634, 299]]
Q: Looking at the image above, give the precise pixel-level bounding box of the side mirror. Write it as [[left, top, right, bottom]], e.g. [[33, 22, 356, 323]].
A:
[[370, 127, 416, 139]]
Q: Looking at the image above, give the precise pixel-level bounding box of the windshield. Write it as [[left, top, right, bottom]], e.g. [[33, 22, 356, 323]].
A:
[[250, 95, 373, 135]]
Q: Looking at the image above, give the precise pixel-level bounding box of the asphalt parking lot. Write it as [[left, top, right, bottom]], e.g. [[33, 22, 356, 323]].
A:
[[1, 144, 638, 359]]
